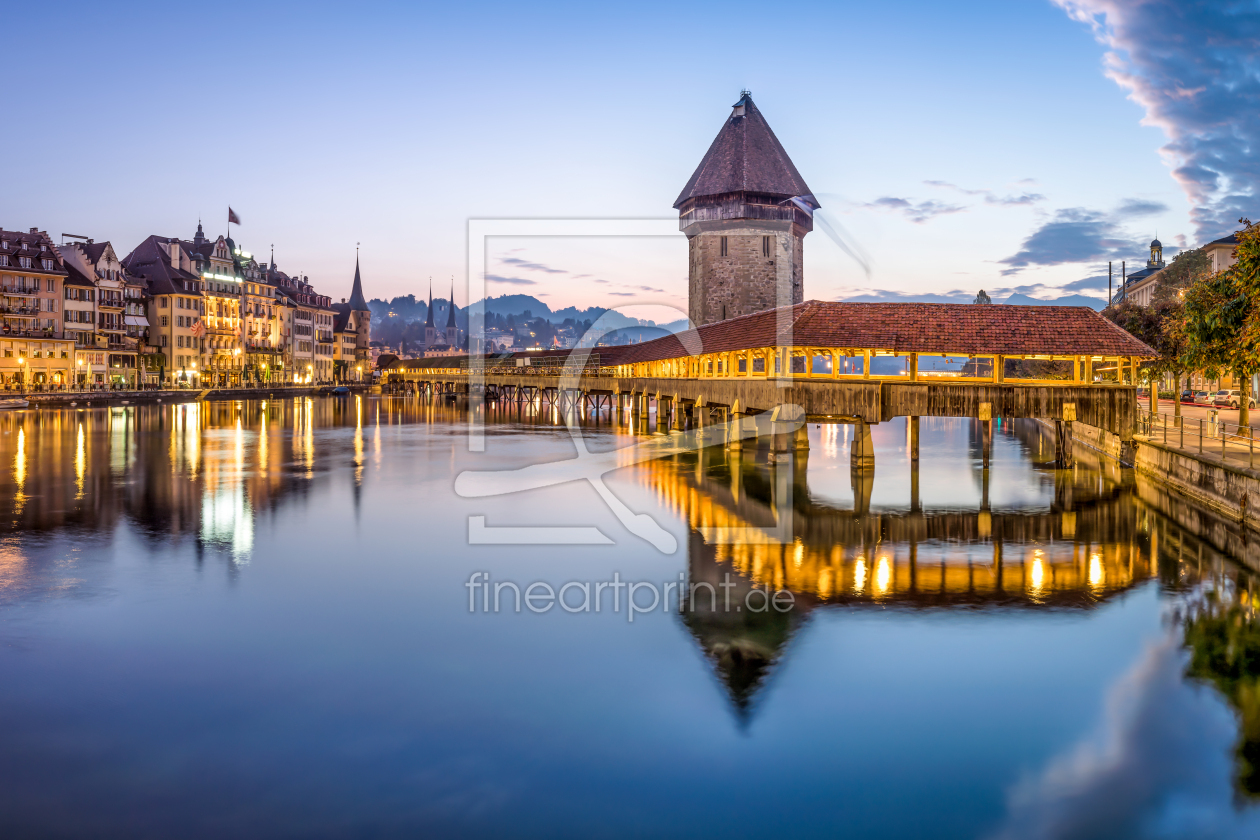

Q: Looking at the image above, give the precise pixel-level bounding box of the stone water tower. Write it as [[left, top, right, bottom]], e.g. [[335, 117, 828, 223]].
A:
[[675, 92, 817, 327]]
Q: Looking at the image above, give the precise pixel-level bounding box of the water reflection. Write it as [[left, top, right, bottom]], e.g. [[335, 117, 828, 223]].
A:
[[0, 397, 1258, 835]]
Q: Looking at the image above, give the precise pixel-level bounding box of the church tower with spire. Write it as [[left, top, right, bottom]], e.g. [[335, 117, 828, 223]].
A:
[[424, 282, 439, 349], [676, 92, 816, 327], [347, 253, 372, 363], [445, 282, 459, 348]]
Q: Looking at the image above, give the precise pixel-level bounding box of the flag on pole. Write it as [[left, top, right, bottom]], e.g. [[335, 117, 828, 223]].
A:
[[191, 318, 206, 338], [228, 207, 242, 225]]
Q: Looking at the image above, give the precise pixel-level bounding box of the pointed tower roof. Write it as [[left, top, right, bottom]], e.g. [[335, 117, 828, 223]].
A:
[[347, 253, 369, 311], [674, 92, 814, 208], [425, 281, 435, 327], [446, 283, 457, 329]]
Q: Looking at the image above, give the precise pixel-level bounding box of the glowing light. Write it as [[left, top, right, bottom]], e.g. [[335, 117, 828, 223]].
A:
[[1030, 557, 1045, 592], [853, 558, 867, 593], [1089, 553, 1104, 589], [75, 422, 85, 499], [875, 556, 892, 595], [13, 427, 25, 494]]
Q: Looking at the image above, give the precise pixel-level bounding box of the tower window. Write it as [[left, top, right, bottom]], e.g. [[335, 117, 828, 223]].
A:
[[720, 236, 728, 257], [762, 236, 771, 257]]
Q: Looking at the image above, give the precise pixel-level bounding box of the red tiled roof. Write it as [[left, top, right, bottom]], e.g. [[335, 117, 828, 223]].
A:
[[602, 301, 1156, 365]]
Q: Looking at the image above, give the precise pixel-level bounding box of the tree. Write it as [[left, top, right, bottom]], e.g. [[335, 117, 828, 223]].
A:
[[974, 290, 991, 305], [1181, 259, 1255, 427], [1153, 247, 1211, 304], [1105, 299, 1183, 417]]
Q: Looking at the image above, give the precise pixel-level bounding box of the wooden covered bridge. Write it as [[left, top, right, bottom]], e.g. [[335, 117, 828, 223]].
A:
[[382, 301, 1155, 468]]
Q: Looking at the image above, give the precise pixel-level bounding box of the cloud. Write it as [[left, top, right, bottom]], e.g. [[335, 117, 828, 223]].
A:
[[1053, 0, 1260, 241], [608, 292, 635, 297], [989, 192, 1046, 206], [485, 275, 537, 286], [864, 196, 967, 223], [1060, 274, 1111, 293], [925, 180, 1046, 206], [1116, 198, 1169, 217], [499, 257, 567, 274], [998, 207, 1141, 275], [986, 636, 1260, 840]]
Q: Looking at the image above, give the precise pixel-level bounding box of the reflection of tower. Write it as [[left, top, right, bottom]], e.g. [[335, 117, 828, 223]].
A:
[[676, 92, 816, 327]]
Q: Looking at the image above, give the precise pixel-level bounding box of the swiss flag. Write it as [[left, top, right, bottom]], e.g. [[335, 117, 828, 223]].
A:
[[228, 207, 242, 225]]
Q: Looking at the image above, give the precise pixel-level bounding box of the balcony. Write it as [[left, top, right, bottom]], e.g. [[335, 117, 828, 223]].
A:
[[0, 306, 40, 317], [0, 286, 39, 297], [0, 328, 56, 338]]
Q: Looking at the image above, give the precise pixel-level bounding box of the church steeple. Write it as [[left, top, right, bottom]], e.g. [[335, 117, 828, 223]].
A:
[[347, 250, 369, 312], [1148, 237, 1164, 269], [446, 282, 457, 329], [425, 281, 435, 327]]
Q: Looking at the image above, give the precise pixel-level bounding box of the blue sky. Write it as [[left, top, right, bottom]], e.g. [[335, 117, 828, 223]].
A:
[[6, 0, 1254, 313]]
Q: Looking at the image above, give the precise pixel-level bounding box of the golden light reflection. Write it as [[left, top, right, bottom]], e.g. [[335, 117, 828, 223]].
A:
[[75, 422, 85, 499], [13, 426, 26, 508], [1030, 557, 1045, 593], [875, 556, 892, 596], [854, 558, 867, 593], [1089, 553, 1104, 589]]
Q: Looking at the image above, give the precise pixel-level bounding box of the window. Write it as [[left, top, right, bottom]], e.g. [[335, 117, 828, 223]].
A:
[[762, 236, 771, 258], [720, 236, 728, 257], [160, 297, 168, 308], [42, 260, 52, 271], [161, 316, 168, 327], [19, 257, 31, 269]]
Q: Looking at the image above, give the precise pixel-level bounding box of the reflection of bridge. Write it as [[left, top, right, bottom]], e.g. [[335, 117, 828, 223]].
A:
[[634, 417, 1157, 714], [386, 301, 1154, 470]]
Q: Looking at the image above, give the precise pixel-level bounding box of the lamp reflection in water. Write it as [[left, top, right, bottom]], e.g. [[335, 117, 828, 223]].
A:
[[13, 426, 25, 512], [75, 422, 85, 500]]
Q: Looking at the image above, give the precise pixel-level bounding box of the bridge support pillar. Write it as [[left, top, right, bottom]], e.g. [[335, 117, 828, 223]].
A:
[[1055, 419, 1073, 468], [909, 416, 919, 462], [671, 395, 685, 433], [851, 420, 875, 471], [982, 419, 992, 470]]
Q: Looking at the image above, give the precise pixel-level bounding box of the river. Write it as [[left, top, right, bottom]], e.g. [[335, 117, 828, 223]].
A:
[[0, 395, 1257, 839]]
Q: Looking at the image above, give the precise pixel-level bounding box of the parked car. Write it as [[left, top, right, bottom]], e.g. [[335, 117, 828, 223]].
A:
[[1212, 389, 1256, 409], [1182, 389, 1211, 403]]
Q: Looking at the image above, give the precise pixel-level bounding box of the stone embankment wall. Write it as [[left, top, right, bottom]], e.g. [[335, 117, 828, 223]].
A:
[[1060, 418, 1260, 533]]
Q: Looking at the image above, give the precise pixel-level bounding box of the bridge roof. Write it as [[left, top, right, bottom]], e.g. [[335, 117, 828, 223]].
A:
[[604, 301, 1155, 363]]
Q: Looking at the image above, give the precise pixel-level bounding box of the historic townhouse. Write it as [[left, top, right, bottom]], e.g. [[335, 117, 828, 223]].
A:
[[0, 228, 73, 388], [60, 239, 147, 386], [123, 236, 206, 385], [237, 249, 281, 382], [272, 269, 334, 383], [188, 225, 244, 386]]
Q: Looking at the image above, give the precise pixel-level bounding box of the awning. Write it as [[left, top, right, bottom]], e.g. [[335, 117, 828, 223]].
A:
[[124, 316, 150, 326]]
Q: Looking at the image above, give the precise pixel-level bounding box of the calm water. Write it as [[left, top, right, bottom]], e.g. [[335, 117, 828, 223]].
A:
[[0, 396, 1258, 839]]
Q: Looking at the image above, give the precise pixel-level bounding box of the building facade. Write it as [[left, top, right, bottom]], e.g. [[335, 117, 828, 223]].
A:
[[0, 228, 73, 388]]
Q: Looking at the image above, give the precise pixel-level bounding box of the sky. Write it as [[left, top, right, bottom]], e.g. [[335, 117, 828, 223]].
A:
[[4, 0, 1256, 314]]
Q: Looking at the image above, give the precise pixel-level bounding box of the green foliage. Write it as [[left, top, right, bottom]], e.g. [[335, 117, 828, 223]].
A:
[[1181, 250, 1254, 383], [1153, 247, 1211, 304], [974, 289, 991, 305]]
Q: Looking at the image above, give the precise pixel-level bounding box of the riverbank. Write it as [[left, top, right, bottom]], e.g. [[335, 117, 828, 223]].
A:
[[1055, 416, 1260, 537], [4, 384, 377, 408]]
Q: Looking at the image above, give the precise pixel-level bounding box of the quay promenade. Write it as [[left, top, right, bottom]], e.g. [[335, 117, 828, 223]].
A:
[[3, 383, 376, 408]]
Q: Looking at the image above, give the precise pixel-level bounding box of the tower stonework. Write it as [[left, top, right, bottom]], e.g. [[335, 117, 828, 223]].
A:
[[676, 93, 816, 327]]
